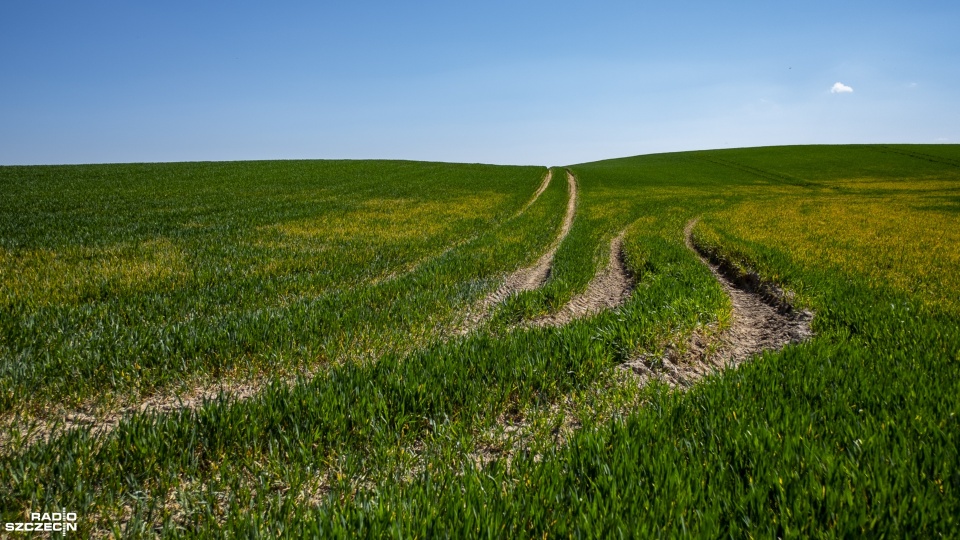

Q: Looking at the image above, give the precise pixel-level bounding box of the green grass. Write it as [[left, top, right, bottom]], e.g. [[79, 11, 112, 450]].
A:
[[1, 146, 959, 537], [0, 160, 548, 412]]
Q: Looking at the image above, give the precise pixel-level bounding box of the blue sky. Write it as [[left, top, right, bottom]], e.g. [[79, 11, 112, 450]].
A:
[[1, 1, 957, 166]]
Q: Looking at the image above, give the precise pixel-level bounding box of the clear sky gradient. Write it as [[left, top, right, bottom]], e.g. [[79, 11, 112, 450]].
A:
[[2, 1, 957, 166]]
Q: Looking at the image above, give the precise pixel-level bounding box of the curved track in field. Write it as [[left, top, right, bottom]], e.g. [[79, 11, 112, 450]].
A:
[[373, 169, 553, 286], [456, 170, 578, 333], [520, 169, 554, 213], [623, 219, 814, 387], [529, 231, 633, 327], [0, 376, 293, 453], [465, 220, 815, 470]]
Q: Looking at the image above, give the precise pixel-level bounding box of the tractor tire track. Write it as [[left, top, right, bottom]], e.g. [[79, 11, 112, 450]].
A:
[[520, 169, 554, 214], [460, 219, 815, 472], [623, 219, 814, 386], [529, 230, 632, 327], [457, 170, 578, 334], [0, 375, 305, 454]]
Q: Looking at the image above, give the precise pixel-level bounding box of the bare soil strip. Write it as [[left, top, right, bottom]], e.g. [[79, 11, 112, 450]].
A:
[[622, 219, 814, 387], [529, 231, 632, 327], [457, 170, 578, 333], [520, 169, 553, 213], [0, 374, 306, 453]]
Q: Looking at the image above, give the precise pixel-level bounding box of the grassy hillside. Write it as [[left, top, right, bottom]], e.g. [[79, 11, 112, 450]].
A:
[[1, 146, 958, 537], [0, 160, 549, 411]]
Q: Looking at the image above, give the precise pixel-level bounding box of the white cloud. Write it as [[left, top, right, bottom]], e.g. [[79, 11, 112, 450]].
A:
[[830, 82, 854, 94]]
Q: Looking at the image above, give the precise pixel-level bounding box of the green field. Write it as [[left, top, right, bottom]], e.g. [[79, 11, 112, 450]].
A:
[[2, 145, 959, 537]]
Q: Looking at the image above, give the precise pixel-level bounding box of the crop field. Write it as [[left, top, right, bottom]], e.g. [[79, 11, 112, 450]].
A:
[[1, 145, 959, 537]]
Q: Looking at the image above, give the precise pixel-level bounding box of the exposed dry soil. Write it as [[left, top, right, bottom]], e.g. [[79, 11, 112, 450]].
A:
[[530, 231, 632, 327], [622, 219, 814, 386]]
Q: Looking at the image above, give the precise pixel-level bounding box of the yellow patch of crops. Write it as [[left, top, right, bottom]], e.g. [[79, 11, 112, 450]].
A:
[[0, 238, 187, 307], [268, 194, 506, 243], [708, 194, 960, 315]]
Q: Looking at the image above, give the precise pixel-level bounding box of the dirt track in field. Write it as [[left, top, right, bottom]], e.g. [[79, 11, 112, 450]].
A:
[[529, 230, 632, 327], [0, 374, 300, 453], [456, 169, 578, 333], [522, 169, 553, 213], [622, 219, 814, 387], [464, 219, 815, 471]]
